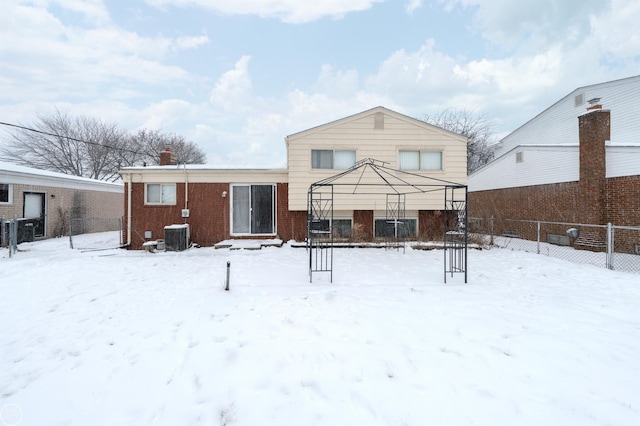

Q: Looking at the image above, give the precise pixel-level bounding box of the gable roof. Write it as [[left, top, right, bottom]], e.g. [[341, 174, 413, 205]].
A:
[[285, 106, 468, 143], [508, 75, 640, 139], [492, 74, 640, 158]]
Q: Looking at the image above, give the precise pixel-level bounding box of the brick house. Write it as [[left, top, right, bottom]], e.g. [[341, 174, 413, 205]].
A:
[[468, 76, 640, 251], [1, 161, 123, 242], [119, 106, 468, 249]]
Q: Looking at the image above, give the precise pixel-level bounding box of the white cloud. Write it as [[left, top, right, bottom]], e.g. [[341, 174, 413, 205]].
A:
[[365, 39, 461, 104], [315, 65, 360, 98], [405, 0, 422, 14], [453, 46, 563, 95], [174, 34, 210, 50], [590, 0, 640, 59], [52, 0, 111, 25], [442, 0, 609, 52], [0, 1, 203, 104], [209, 56, 253, 110], [144, 0, 383, 23]]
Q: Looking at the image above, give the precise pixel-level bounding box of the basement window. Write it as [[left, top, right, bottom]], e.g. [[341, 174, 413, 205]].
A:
[[146, 184, 176, 204], [309, 218, 353, 239], [374, 218, 417, 239]]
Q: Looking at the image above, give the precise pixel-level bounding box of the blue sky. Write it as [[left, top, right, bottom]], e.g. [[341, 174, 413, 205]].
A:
[[1, 0, 639, 167]]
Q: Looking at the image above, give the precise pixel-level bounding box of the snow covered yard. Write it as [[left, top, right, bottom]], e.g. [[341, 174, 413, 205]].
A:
[[1, 239, 639, 426]]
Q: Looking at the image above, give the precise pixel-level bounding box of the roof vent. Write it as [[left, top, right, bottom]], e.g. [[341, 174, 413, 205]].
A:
[[374, 112, 384, 130]]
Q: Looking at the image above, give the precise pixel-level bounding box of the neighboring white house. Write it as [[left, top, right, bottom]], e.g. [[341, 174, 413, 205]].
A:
[[1, 161, 123, 241], [467, 75, 640, 248], [469, 75, 640, 193]]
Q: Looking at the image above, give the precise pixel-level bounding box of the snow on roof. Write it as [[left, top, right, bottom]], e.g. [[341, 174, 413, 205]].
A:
[[120, 163, 288, 172], [1, 161, 123, 191]]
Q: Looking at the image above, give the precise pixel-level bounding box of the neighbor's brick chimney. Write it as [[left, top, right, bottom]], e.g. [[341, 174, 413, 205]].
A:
[[578, 104, 610, 225], [159, 147, 177, 166]]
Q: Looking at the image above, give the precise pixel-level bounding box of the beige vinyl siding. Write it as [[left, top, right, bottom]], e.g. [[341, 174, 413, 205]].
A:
[[287, 107, 467, 211]]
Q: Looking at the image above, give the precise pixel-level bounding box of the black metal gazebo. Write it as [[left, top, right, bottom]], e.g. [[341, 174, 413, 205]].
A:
[[307, 158, 468, 284]]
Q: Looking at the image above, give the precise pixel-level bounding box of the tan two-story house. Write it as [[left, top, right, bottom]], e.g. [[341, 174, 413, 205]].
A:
[[119, 106, 467, 249]]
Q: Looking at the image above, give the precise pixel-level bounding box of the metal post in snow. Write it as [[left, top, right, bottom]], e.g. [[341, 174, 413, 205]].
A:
[[537, 221, 541, 255], [225, 261, 230, 291], [606, 223, 614, 270], [69, 216, 74, 249], [490, 215, 494, 246], [9, 217, 17, 258]]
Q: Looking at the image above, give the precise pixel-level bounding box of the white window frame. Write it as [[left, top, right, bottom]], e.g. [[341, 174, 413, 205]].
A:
[[0, 183, 12, 205], [311, 149, 356, 170], [145, 183, 177, 205], [398, 150, 443, 171], [230, 184, 276, 236]]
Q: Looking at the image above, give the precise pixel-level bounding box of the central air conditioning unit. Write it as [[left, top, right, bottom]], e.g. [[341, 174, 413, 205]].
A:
[[164, 224, 189, 251]]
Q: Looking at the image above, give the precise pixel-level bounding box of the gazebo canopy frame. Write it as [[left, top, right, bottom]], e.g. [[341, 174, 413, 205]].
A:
[[307, 158, 468, 284]]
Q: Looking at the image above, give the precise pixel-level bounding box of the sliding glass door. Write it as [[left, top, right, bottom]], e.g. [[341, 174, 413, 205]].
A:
[[231, 184, 275, 235]]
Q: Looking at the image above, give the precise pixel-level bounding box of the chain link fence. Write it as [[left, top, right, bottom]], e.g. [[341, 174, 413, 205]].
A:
[[469, 217, 640, 273], [69, 217, 123, 251]]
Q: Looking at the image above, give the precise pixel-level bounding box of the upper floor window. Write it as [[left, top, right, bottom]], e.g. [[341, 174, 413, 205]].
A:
[[311, 150, 356, 170], [0, 183, 12, 204], [399, 151, 443, 171], [146, 183, 176, 204]]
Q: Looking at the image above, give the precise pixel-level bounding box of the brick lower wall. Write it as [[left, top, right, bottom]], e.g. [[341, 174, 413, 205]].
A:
[[468, 176, 640, 253], [607, 175, 640, 253], [607, 175, 640, 226], [418, 210, 445, 240], [353, 210, 374, 240], [276, 183, 307, 242], [125, 182, 478, 249]]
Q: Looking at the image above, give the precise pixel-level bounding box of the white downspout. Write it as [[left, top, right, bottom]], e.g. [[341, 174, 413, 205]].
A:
[[184, 163, 189, 211], [126, 173, 132, 246]]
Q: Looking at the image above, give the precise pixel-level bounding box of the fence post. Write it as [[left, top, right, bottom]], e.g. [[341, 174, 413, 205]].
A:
[[490, 215, 494, 245], [606, 223, 614, 270], [537, 221, 541, 254], [9, 217, 17, 258], [69, 216, 74, 249]]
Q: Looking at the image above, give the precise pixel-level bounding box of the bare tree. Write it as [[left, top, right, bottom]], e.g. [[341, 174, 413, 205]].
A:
[[128, 128, 206, 166], [0, 110, 207, 181], [423, 108, 496, 174], [0, 110, 128, 181]]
